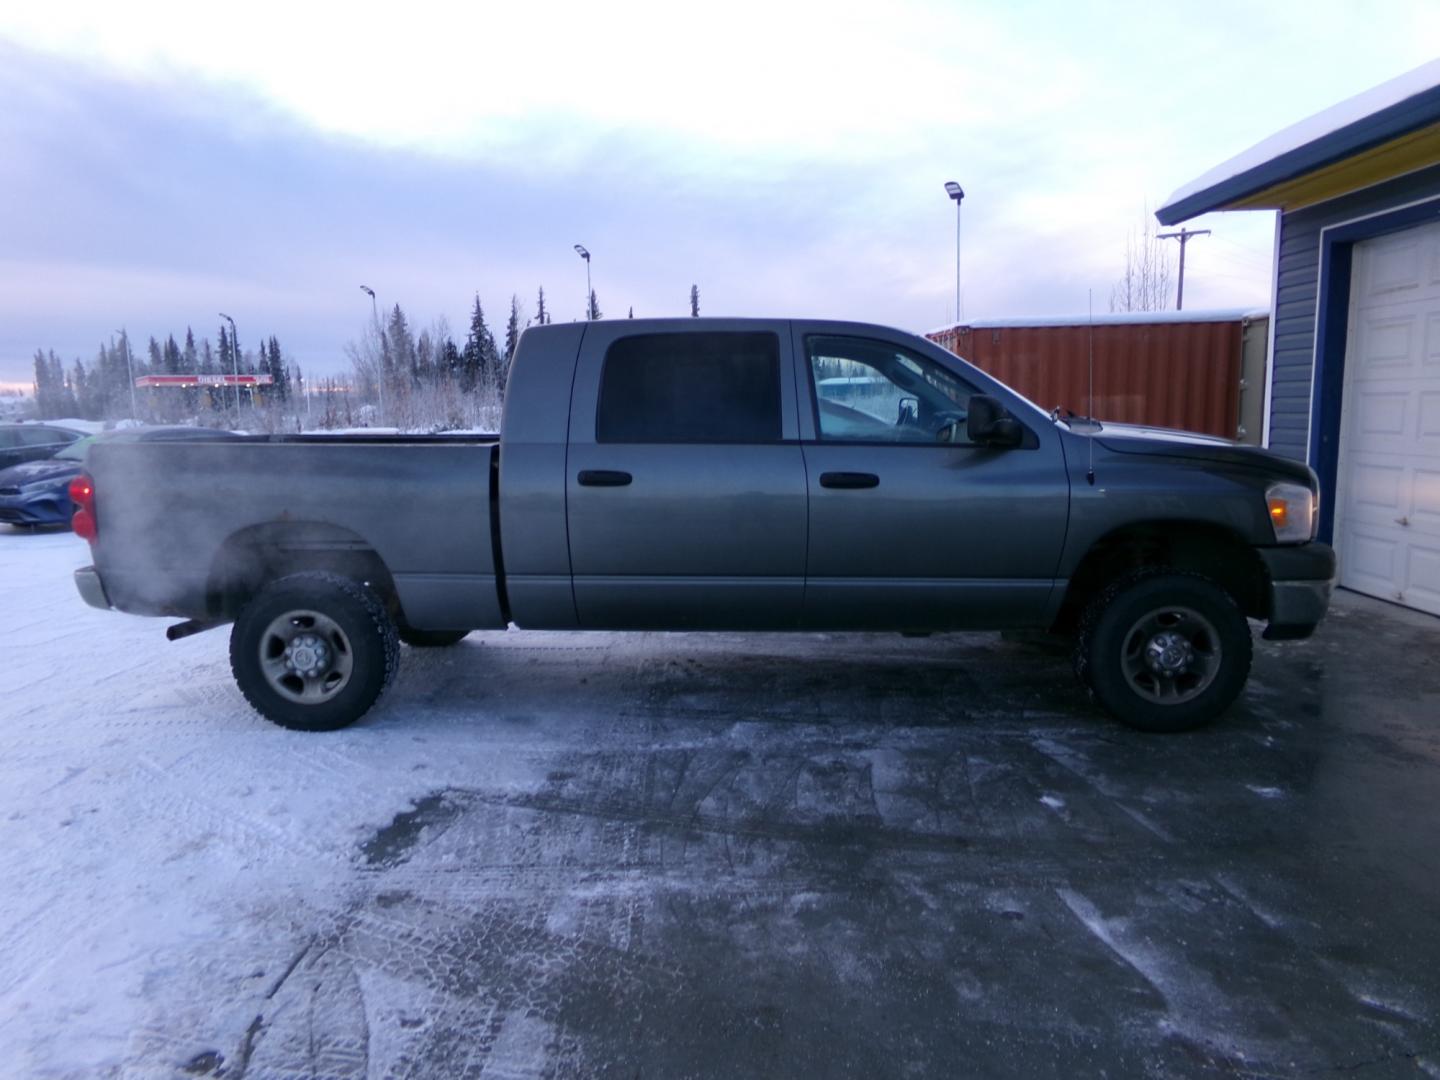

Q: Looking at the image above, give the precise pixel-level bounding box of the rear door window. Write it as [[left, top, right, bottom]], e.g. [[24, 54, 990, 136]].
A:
[[597, 332, 782, 443], [19, 427, 74, 446]]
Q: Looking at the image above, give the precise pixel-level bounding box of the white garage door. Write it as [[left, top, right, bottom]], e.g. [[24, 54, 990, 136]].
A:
[[1335, 219, 1440, 616]]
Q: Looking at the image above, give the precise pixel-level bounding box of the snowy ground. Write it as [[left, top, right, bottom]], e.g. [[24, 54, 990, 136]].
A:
[[2, 525, 1439, 1078]]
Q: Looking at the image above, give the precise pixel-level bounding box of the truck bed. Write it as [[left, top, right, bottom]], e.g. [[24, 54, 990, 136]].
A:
[[85, 435, 506, 631]]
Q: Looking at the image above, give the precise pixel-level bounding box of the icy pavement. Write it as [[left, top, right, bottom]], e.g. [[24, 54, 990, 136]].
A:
[[2, 526, 1439, 1078]]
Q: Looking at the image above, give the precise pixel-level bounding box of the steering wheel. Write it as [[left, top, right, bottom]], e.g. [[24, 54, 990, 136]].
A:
[[931, 410, 966, 443]]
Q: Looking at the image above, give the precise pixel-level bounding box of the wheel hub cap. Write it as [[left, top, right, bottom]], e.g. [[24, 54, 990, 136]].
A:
[[1145, 631, 1193, 676], [259, 609, 354, 706], [285, 634, 330, 677], [1119, 604, 1222, 707]]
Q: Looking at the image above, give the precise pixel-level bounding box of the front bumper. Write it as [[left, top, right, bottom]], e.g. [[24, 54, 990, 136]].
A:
[[75, 566, 112, 611], [1259, 543, 1336, 641], [0, 493, 71, 526]]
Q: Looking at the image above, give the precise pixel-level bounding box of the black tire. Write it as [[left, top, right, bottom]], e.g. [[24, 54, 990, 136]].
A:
[[230, 572, 400, 732], [397, 627, 469, 648], [1075, 570, 1251, 733]]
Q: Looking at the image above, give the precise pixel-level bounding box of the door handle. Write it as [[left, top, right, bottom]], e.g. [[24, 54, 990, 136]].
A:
[[819, 471, 880, 489], [577, 469, 633, 487]]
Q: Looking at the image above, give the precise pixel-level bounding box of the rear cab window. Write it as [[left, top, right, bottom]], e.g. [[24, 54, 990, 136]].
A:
[[597, 332, 782, 444]]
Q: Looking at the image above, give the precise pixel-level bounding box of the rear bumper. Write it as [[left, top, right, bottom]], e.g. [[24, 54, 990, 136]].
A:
[[74, 566, 112, 611], [1259, 543, 1336, 641]]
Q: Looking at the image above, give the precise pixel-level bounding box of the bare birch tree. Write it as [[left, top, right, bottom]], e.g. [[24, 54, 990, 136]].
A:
[[1110, 207, 1174, 313]]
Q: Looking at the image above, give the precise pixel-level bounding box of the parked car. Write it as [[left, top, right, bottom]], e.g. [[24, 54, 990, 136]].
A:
[[0, 427, 234, 527], [73, 318, 1335, 734], [0, 424, 85, 472]]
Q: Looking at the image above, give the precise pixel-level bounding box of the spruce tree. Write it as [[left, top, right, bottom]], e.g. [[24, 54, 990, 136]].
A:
[[502, 295, 521, 395], [588, 290, 601, 320], [267, 336, 290, 401], [690, 284, 699, 317], [536, 286, 548, 326], [92, 343, 114, 418], [440, 338, 461, 383], [32, 350, 54, 417], [72, 358, 96, 419], [387, 305, 415, 386], [182, 328, 198, 373], [111, 330, 134, 410], [462, 295, 498, 392]]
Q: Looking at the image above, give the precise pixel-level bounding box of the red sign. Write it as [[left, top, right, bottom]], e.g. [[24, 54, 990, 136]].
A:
[[135, 374, 275, 388]]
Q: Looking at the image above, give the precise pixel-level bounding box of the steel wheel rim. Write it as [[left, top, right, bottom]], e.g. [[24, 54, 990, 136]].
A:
[[258, 608, 355, 705], [1119, 604, 1221, 705]]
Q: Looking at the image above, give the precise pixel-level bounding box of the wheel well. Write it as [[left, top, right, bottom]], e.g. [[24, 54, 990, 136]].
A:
[[1055, 523, 1267, 634], [207, 521, 398, 621]]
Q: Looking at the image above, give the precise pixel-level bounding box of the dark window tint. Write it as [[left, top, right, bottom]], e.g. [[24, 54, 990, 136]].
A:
[[597, 332, 782, 443]]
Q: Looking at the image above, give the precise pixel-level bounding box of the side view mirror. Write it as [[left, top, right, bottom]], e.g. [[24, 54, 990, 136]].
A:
[[967, 395, 1023, 448]]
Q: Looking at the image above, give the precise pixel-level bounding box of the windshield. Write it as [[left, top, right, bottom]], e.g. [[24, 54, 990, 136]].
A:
[[55, 435, 97, 461]]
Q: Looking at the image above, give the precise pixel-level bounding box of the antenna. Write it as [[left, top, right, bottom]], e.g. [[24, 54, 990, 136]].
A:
[[1087, 290, 1096, 486]]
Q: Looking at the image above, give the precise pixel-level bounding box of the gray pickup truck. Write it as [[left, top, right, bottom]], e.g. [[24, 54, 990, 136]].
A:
[[73, 317, 1335, 733]]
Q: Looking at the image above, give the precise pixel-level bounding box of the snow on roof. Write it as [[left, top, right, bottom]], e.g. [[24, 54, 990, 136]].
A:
[[924, 308, 1268, 336], [1160, 58, 1440, 222]]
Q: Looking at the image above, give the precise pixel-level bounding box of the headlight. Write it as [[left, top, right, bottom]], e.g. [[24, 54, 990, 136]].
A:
[[1266, 482, 1317, 543]]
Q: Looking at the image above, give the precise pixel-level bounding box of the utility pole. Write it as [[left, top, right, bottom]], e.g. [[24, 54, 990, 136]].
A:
[[1156, 227, 1210, 310]]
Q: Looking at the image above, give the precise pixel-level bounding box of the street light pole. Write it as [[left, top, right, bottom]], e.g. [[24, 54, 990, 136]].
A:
[[219, 312, 241, 424], [359, 285, 386, 425], [574, 245, 591, 319], [115, 329, 139, 420], [944, 181, 965, 324]]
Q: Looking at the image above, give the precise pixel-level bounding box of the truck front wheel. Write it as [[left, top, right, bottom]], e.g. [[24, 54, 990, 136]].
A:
[[1075, 571, 1252, 733], [230, 572, 400, 731]]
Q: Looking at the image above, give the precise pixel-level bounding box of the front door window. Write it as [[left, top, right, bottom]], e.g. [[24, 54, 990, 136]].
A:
[[808, 336, 976, 444]]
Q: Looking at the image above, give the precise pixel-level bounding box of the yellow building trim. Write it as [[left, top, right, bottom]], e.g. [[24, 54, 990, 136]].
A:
[[1229, 120, 1440, 212]]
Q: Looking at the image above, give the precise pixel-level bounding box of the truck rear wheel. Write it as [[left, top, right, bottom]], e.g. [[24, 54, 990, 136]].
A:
[[1075, 571, 1251, 733], [230, 572, 399, 731]]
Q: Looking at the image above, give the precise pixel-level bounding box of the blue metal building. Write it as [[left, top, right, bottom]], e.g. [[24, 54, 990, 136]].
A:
[[1159, 62, 1440, 615]]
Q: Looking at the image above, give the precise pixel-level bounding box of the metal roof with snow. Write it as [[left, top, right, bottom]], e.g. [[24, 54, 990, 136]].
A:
[[1157, 59, 1440, 225]]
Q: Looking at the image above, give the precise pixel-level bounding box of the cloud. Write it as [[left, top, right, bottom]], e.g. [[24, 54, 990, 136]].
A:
[[5, 0, 1439, 383]]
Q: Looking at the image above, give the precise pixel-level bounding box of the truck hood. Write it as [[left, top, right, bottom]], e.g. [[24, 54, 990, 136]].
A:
[[1089, 422, 1317, 487]]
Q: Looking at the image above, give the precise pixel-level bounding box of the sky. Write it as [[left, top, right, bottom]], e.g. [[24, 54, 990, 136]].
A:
[[1, 1, 1438, 388]]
